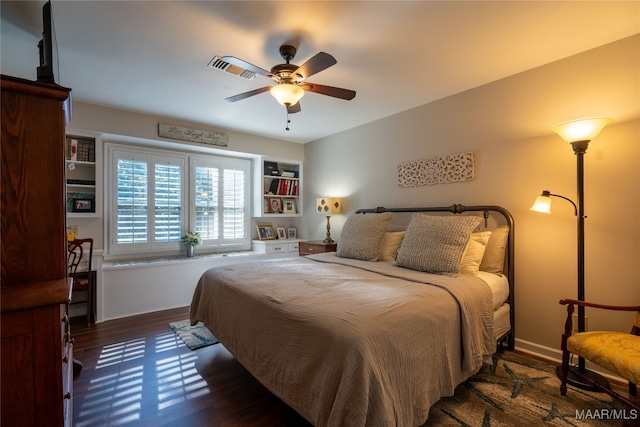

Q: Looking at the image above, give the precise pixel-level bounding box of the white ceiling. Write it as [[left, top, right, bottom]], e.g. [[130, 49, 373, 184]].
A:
[[1, 1, 638, 143]]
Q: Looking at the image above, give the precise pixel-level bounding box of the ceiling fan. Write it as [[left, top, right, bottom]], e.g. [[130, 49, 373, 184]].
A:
[[221, 45, 356, 118]]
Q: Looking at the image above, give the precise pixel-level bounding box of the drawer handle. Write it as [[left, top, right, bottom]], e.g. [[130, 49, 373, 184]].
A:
[[308, 248, 315, 251]]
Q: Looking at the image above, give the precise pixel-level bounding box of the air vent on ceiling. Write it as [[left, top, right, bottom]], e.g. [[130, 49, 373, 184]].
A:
[[208, 56, 256, 80]]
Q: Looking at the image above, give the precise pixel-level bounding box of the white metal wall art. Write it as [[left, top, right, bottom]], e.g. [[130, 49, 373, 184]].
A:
[[397, 152, 474, 188]]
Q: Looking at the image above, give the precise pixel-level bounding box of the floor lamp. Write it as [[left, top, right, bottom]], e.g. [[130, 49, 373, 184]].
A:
[[530, 116, 612, 391]]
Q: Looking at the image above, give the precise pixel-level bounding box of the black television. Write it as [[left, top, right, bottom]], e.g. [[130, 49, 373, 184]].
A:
[[37, 1, 55, 83]]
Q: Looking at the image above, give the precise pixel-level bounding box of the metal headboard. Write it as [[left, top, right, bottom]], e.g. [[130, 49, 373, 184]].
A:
[[354, 204, 515, 351]]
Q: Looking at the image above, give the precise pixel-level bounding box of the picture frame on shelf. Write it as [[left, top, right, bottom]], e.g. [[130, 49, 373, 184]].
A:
[[276, 227, 287, 239], [72, 198, 94, 212], [288, 227, 297, 239], [282, 197, 297, 214], [268, 196, 283, 213], [256, 224, 275, 240]]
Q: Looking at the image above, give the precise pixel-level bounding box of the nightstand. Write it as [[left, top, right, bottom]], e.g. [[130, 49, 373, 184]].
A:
[[299, 240, 337, 256]]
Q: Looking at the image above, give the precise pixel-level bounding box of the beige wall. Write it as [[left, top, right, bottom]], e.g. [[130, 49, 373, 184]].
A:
[[302, 35, 640, 357]]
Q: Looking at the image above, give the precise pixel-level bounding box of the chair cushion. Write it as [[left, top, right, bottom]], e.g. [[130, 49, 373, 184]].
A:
[[567, 331, 640, 384]]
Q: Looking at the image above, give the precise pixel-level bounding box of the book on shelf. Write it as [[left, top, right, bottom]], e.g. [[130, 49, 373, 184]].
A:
[[67, 179, 95, 186], [66, 138, 95, 162], [265, 178, 298, 196]]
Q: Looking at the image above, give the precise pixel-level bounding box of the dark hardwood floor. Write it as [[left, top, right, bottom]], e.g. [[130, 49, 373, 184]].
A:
[[71, 307, 312, 427]]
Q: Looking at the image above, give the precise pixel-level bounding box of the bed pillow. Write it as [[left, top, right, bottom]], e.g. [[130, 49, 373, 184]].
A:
[[378, 231, 406, 262], [394, 214, 482, 276], [459, 231, 492, 275], [479, 225, 510, 276], [336, 212, 394, 261]]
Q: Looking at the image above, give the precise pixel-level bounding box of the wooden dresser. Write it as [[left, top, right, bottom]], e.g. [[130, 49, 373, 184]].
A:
[[1, 75, 73, 426]]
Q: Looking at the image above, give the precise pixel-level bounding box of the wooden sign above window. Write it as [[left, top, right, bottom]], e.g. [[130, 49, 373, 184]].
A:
[[158, 123, 228, 147]]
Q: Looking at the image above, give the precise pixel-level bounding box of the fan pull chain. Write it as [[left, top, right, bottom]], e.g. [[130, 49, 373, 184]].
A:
[[285, 112, 291, 131]]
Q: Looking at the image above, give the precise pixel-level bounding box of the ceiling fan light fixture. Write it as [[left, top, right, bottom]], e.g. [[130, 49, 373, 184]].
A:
[[270, 84, 305, 106]]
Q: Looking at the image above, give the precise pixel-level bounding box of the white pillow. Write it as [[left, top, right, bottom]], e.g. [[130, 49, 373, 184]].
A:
[[459, 231, 492, 275], [378, 231, 406, 262]]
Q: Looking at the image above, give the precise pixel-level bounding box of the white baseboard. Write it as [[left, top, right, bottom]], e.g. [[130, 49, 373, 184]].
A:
[[514, 338, 563, 363]]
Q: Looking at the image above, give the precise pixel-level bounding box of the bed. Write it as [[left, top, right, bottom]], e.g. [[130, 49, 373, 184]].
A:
[[190, 204, 515, 426]]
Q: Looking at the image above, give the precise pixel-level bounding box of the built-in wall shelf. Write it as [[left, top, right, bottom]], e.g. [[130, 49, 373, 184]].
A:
[[253, 157, 303, 217], [66, 130, 101, 219]]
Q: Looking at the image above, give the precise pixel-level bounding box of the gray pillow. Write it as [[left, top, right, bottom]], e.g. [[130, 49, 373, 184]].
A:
[[394, 214, 482, 276], [336, 212, 394, 261]]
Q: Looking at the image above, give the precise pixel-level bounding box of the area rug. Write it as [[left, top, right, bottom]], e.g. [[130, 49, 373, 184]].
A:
[[425, 351, 635, 426], [169, 319, 219, 350]]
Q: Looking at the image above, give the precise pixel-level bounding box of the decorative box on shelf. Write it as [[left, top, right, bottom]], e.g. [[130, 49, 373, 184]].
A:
[[253, 238, 306, 258]]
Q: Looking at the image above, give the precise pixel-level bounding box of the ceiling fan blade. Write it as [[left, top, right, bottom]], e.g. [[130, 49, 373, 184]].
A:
[[287, 102, 301, 114], [293, 52, 337, 79], [220, 56, 272, 78], [301, 83, 356, 100], [225, 86, 272, 102]]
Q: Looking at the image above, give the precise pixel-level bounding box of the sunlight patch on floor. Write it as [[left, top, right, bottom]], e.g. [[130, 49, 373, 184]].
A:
[[76, 365, 144, 427], [76, 332, 213, 425], [96, 338, 146, 369], [155, 330, 186, 352], [156, 352, 210, 410]]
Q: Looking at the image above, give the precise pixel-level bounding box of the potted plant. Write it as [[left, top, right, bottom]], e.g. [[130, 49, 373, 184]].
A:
[[182, 230, 201, 257]]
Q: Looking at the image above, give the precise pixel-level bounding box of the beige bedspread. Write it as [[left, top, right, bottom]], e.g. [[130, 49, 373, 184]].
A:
[[190, 252, 494, 427]]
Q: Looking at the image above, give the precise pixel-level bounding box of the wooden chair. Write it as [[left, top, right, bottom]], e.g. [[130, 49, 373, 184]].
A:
[[67, 238, 94, 326], [559, 298, 640, 411]]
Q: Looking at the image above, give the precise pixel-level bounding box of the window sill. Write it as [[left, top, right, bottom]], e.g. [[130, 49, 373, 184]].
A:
[[103, 250, 260, 270]]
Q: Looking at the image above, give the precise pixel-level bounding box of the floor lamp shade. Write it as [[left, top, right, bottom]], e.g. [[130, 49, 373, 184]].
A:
[[530, 192, 552, 214], [550, 117, 612, 143]]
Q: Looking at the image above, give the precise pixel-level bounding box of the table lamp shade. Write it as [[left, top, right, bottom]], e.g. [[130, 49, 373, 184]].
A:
[[316, 197, 341, 216]]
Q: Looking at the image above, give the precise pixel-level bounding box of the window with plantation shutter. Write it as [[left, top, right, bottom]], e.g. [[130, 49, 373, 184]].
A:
[[116, 157, 148, 244], [107, 144, 250, 256], [154, 162, 182, 242], [110, 147, 185, 253], [194, 164, 219, 240], [191, 156, 250, 247], [222, 168, 246, 239]]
